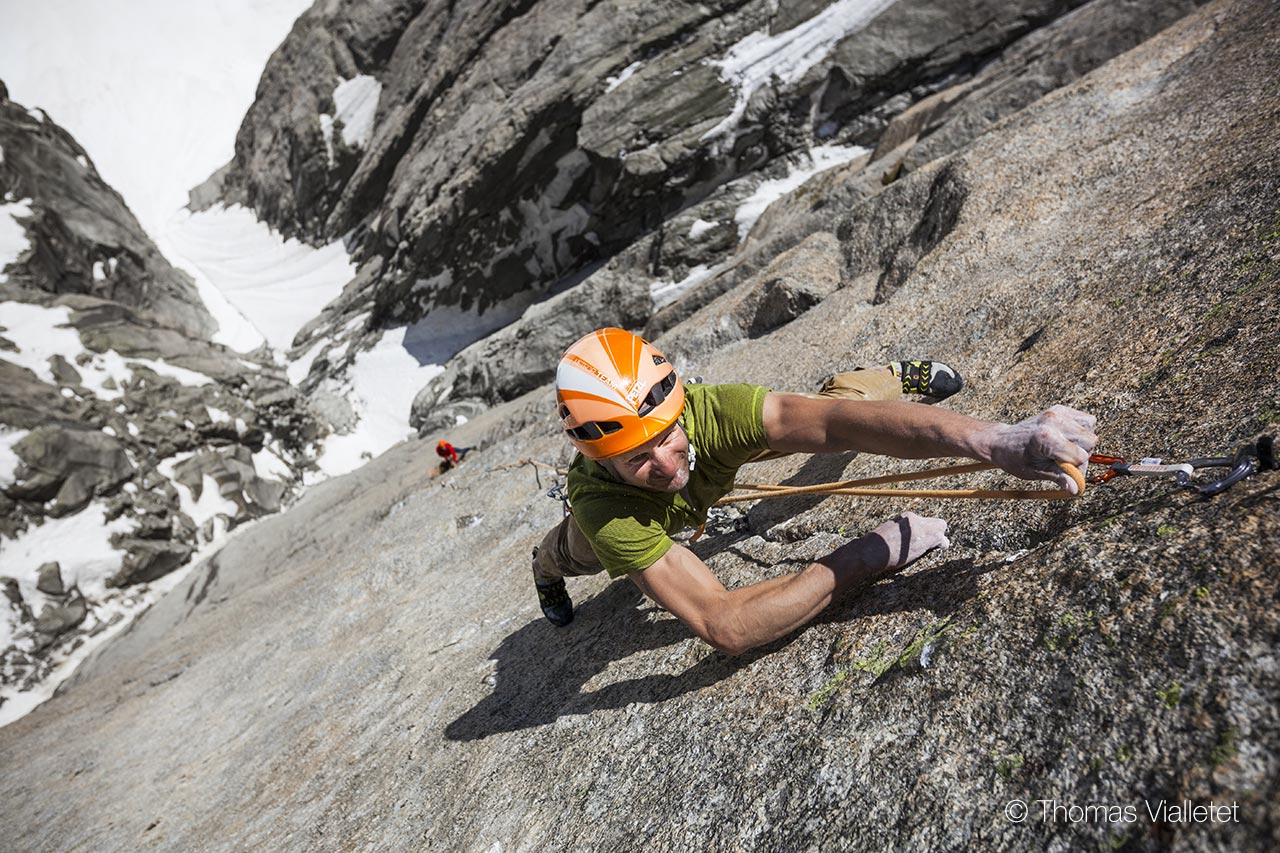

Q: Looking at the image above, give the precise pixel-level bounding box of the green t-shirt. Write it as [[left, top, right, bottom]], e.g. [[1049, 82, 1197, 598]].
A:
[[567, 382, 770, 578]]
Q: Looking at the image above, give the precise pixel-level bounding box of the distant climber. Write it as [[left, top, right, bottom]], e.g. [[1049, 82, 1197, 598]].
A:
[[435, 440, 471, 473], [531, 328, 1097, 653]]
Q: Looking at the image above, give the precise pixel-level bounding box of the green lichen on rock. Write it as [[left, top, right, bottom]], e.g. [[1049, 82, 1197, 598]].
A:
[[1156, 681, 1183, 709]]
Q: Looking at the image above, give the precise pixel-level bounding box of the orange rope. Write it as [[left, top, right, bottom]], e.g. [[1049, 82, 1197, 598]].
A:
[[717, 462, 1084, 504]]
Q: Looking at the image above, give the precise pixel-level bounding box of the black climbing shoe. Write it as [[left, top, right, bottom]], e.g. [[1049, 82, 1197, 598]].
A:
[[532, 548, 573, 626], [536, 579, 574, 626], [894, 360, 963, 400]]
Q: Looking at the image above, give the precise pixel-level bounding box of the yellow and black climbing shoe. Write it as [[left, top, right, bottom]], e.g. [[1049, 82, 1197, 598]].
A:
[[893, 360, 963, 400]]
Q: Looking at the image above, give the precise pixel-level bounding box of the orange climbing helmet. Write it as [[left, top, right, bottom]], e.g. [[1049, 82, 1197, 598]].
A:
[[555, 328, 684, 460]]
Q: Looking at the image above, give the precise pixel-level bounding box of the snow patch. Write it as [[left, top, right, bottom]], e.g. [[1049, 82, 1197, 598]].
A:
[[1, 504, 136, 603], [688, 218, 719, 239], [306, 297, 526, 479], [734, 145, 869, 240], [163, 204, 355, 354], [0, 430, 30, 488], [703, 0, 897, 141], [157, 456, 240, 535], [253, 444, 293, 481], [309, 332, 441, 479], [287, 339, 325, 386], [333, 75, 381, 149], [652, 264, 716, 309], [206, 406, 232, 424], [319, 114, 336, 166], [605, 61, 643, 93], [0, 199, 34, 282]]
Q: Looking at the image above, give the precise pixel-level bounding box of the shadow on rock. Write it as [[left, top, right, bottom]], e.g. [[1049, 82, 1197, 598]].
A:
[[444, 581, 767, 741], [445, 547, 992, 742], [741, 451, 860, 534]]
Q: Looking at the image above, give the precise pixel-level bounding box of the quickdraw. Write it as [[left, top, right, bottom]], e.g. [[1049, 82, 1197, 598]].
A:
[[546, 482, 572, 518], [1087, 434, 1275, 496]]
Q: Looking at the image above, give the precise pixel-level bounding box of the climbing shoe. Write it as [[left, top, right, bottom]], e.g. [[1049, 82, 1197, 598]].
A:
[[893, 360, 963, 400], [536, 579, 574, 626], [532, 548, 574, 626]]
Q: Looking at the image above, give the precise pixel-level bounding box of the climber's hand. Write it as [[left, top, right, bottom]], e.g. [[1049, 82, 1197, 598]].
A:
[[864, 512, 951, 574], [980, 405, 1097, 493]]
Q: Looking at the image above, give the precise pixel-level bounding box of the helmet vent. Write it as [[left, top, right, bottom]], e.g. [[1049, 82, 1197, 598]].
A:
[[566, 420, 623, 442], [637, 371, 678, 416]]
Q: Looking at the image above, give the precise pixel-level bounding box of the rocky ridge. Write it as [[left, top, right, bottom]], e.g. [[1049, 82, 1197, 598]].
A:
[[0, 88, 325, 699], [0, 0, 1276, 850], [210, 0, 1204, 409]]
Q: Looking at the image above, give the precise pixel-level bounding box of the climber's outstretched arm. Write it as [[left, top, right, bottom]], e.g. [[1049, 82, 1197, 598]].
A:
[[762, 393, 1098, 493], [630, 513, 948, 656]]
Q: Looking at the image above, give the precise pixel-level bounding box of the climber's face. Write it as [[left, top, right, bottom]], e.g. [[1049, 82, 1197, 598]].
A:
[[607, 423, 690, 493]]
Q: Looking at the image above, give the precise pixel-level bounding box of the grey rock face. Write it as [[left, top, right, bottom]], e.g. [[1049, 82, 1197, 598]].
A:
[[393, 0, 1201, 424]]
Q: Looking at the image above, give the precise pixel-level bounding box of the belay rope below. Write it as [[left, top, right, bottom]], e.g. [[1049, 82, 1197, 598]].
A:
[[716, 461, 1087, 504]]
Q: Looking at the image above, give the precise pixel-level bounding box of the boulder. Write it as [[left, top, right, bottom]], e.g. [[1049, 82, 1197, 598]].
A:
[[171, 446, 286, 517], [0, 359, 83, 431], [6, 426, 134, 516], [109, 540, 196, 587], [736, 232, 844, 339], [35, 562, 65, 597], [33, 591, 87, 640], [0, 577, 27, 614], [47, 355, 82, 387]]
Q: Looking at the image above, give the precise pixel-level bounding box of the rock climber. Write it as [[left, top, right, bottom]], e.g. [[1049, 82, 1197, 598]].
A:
[[436, 440, 471, 471], [531, 327, 1097, 654]]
